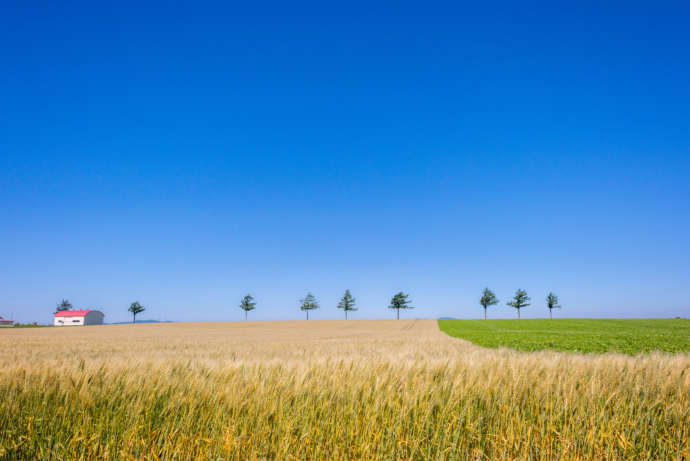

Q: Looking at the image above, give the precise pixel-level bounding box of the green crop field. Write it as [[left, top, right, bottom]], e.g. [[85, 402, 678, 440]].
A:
[[438, 318, 690, 354]]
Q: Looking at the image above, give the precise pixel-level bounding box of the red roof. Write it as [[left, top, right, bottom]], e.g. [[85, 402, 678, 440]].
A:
[[54, 310, 93, 317]]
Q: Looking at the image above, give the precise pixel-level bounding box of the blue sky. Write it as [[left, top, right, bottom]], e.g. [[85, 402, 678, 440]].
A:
[[1, 1, 689, 323]]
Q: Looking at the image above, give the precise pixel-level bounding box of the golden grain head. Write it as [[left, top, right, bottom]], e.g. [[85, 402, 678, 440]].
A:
[[0, 320, 688, 460]]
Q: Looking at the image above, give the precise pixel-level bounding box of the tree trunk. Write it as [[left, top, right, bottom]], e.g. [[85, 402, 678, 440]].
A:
[[397, 308, 399, 320], [345, 310, 348, 320], [306, 310, 309, 320], [133, 313, 136, 324], [550, 309, 552, 320], [245, 310, 248, 321], [518, 309, 520, 320], [484, 308, 487, 320]]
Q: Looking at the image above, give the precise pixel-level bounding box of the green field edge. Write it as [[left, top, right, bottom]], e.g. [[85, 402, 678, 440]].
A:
[[437, 318, 690, 355]]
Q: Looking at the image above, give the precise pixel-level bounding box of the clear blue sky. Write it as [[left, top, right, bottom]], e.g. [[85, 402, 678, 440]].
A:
[[2, 1, 689, 323]]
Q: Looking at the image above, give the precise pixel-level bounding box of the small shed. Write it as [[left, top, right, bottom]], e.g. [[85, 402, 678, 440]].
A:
[[54, 310, 104, 326], [0, 316, 14, 327]]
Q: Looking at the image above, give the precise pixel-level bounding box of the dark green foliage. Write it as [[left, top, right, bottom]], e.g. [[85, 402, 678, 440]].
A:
[[438, 318, 690, 354], [479, 288, 499, 320], [388, 292, 414, 320], [546, 292, 561, 319], [128, 301, 145, 324], [300, 293, 319, 320], [239, 294, 257, 321], [55, 299, 72, 313], [506, 289, 530, 319], [337, 289, 357, 320]]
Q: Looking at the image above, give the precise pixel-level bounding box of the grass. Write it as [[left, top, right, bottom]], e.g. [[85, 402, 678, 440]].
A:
[[0, 320, 689, 460], [438, 318, 690, 354], [9, 324, 50, 328]]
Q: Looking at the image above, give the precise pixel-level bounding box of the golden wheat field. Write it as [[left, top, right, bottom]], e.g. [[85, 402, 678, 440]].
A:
[[1, 320, 689, 460]]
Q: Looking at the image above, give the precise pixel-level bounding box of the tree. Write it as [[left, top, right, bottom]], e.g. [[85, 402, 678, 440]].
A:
[[300, 293, 319, 320], [479, 288, 499, 320], [55, 299, 72, 313], [388, 292, 414, 320], [507, 289, 530, 319], [546, 292, 561, 319], [239, 294, 256, 321], [337, 289, 357, 320], [128, 301, 145, 324]]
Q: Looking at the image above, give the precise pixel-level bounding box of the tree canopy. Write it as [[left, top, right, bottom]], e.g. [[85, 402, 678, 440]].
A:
[[239, 294, 257, 321], [507, 289, 530, 319], [388, 292, 414, 320], [546, 292, 561, 319], [300, 293, 320, 320], [479, 288, 499, 320], [55, 299, 72, 313], [128, 301, 145, 324], [337, 289, 357, 319]]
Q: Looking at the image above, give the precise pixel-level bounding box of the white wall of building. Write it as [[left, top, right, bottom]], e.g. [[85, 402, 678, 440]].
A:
[[54, 315, 84, 326]]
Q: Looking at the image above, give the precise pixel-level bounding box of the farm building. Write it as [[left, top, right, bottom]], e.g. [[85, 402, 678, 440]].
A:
[[54, 309, 104, 326], [0, 316, 14, 327]]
